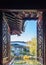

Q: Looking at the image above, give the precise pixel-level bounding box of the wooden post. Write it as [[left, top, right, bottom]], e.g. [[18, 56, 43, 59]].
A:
[[2, 13, 11, 64], [43, 11, 46, 65], [37, 12, 44, 65], [0, 11, 2, 65]]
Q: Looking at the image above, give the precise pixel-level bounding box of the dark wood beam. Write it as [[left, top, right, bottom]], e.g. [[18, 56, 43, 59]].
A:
[[0, 9, 45, 12]]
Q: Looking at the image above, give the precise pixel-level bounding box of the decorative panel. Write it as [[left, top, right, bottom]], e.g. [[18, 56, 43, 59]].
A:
[[37, 19, 44, 64], [2, 13, 10, 64]]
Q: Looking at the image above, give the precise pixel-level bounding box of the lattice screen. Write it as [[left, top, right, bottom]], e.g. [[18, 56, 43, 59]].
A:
[[2, 13, 10, 64], [37, 18, 44, 64]]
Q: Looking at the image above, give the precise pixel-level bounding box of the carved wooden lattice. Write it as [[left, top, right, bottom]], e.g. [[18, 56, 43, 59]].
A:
[[2, 13, 10, 64], [37, 16, 44, 64], [2, 10, 44, 65]]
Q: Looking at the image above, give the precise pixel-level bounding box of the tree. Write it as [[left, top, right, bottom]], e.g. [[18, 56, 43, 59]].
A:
[[27, 38, 37, 56]]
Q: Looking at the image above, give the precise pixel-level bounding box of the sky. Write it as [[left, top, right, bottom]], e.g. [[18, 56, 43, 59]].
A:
[[10, 20, 37, 42]]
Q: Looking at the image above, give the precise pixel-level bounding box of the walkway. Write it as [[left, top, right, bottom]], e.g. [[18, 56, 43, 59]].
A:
[[8, 56, 42, 65]]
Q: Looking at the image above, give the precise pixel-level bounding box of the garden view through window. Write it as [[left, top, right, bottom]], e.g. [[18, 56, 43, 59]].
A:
[[10, 20, 42, 65]]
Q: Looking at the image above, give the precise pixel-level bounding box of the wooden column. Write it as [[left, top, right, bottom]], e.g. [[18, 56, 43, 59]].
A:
[[2, 13, 11, 65], [37, 14, 44, 65], [0, 11, 2, 65], [7, 25, 11, 62], [43, 11, 46, 65]]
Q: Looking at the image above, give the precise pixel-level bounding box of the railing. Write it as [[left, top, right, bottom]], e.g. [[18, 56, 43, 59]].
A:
[[8, 57, 15, 65]]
